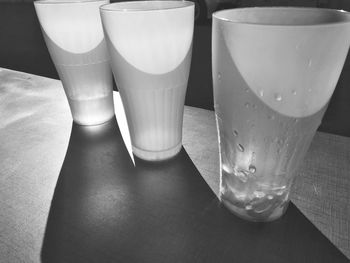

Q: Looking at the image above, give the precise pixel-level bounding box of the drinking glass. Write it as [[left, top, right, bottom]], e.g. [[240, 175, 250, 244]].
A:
[[212, 7, 350, 222], [34, 0, 115, 126], [100, 1, 194, 161]]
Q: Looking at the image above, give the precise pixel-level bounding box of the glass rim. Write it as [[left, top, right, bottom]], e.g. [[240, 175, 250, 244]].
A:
[[34, 0, 107, 5], [213, 7, 350, 27], [99, 1, 194, 13]]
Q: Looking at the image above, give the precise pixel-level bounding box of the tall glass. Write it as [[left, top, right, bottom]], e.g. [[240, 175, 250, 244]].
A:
[[212, 7, 350, 222], [100, 1, 194, 161], [34, 0, 114, 126]]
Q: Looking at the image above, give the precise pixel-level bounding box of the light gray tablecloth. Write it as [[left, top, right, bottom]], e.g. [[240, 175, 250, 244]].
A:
[[0, 68, 349, 262]]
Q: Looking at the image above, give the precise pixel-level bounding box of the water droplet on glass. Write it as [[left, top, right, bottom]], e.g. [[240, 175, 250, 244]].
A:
[[259, 89, 264, 97], [274, 93, 282, 102], [249, 165, 256, 173], [237, 144, 244, 152], [292, 89, 297, 95], [218, 73, 222, 80], [235, 192, 246, 201], [245, 87, 250, 93], [295, 44, 300, 50], [245, 205, 253, 210], [251, 152, 256, 161], [245, 102, 250, 108], [276, 190, 285, 196], [253, 191, 266, 198], [236, 169, 248, 183], [308, 59, 312, 67], [254, 204, 272, 214], [222, 164, 233, 174], [268, 115, 275, 120], [267, 195, 274, 200], [272, 185, 287, 191], [233, 130, 238, 137], [283, 192, 290, 202]]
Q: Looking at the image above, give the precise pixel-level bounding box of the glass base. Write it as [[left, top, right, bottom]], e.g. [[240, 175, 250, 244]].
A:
[[221, 197, 290, 222], [68, 95, 115, 126], [132, 142, 182, 161]]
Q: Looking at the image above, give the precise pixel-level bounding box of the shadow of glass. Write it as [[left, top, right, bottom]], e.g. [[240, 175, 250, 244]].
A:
[[41, 118, 348, 262]]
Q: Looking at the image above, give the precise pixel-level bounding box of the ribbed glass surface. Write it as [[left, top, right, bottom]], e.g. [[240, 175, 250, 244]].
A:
[[101, 1, 194, 160]]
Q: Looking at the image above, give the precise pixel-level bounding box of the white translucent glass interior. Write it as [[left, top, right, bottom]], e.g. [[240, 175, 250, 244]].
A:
[[34, 0, 107, 54], [101, 1, 194, 75], [214, 7, 350, 118]]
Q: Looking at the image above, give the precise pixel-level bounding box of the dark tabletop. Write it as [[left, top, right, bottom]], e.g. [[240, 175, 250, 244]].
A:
[[0, 68, 349, 262]]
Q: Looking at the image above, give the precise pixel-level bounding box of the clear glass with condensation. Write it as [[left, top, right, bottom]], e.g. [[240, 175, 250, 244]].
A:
[[100, 1, 194, 161], [34, 0, 115, 125], [212, 7, 350, 221]]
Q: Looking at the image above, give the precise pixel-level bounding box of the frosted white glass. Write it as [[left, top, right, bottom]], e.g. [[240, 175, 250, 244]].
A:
[[212, 7, 350, 222], [100, 1, 194, 161], [34, 0, 114, 125]]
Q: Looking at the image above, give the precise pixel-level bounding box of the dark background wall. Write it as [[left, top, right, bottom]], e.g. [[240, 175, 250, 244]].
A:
[[0, 0, 349, 137]]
